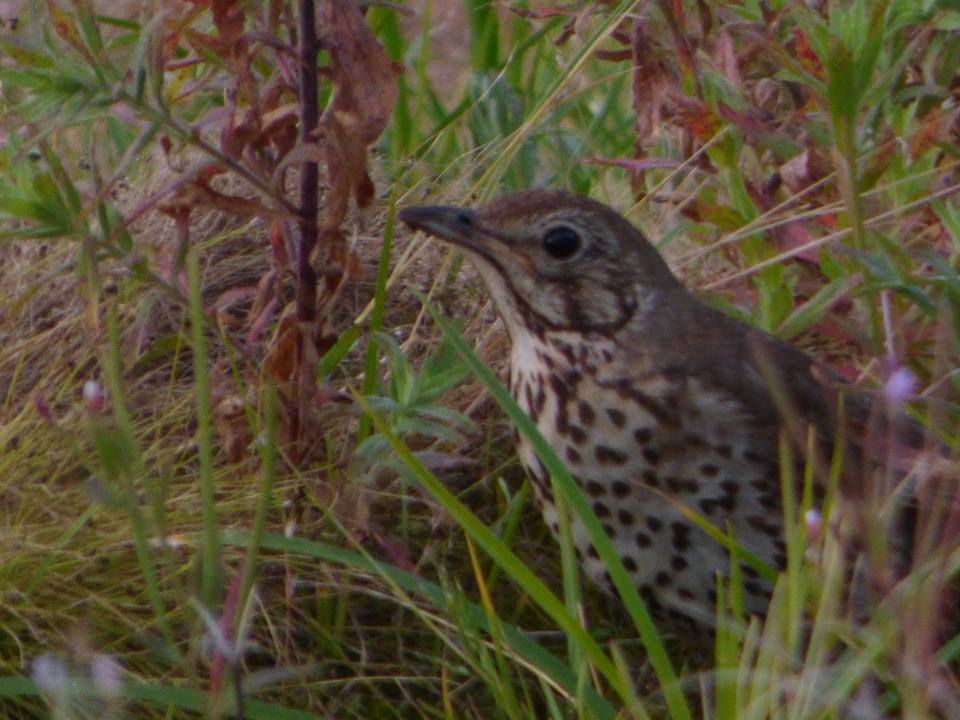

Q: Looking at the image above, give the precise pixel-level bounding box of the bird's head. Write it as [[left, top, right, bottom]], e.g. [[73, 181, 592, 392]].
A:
[[399, 190, 681, 338]]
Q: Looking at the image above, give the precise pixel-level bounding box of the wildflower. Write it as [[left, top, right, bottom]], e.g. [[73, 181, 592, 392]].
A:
[[31, 654, 68, 694]]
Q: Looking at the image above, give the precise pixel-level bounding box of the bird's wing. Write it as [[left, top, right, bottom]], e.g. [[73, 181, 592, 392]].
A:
[[628, 290, 932, 487]]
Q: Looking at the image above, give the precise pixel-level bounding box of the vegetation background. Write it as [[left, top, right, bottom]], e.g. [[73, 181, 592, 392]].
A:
[[0, 0, 958, 718]]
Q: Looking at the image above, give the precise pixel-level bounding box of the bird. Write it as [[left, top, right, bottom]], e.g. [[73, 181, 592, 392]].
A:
[[398, 190, 942, 632]]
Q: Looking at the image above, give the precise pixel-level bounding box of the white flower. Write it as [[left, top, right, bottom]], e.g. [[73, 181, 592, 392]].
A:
[[91, 654, 122, 697], [31, 654, 68, 693]]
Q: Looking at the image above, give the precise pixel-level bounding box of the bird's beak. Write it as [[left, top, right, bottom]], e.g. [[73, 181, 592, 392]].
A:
[[399, 204, 534, 273], [398, 205, 485, 252]]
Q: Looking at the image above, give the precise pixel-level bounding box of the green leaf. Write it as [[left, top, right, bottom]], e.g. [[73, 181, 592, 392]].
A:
[[0, 38, 54, 68], [778, 275, 861, 339], [317, 325, 361, 380]]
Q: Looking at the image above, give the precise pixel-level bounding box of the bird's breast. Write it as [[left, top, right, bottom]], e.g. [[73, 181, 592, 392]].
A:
[[507, 331, 787, 624]]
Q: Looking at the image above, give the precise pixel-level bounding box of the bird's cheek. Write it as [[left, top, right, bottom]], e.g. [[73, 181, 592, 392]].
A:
[[568, 282, 632, 328]]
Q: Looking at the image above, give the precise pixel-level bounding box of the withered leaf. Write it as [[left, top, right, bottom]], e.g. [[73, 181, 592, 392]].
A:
[[317, 0, 401, 232], [212, 0, 245, 45], [631, 21, 669, 154], [264, 304, 299, 385], [779, 148, 829, 194]]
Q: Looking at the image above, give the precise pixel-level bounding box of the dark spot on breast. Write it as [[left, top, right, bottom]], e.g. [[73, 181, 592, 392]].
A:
[[509, 371, 522, 397], [606, 407, 626, 428], [611, 480, 630, 497], [655, 571, 671, 587], [699, 498, 716, 516], [700, 463, 719, 477], [671, 522, 691, 551], [747, 515, 781, 538], [677, 587, 695, 601], [647, 516, 662, 532], [577, 344, 589, 364], [607, 379, 676, 425], [622, 555, 638, 572], [642, 447, 660, 465], [588, 545, 599, 559], [641, 470, 659, 487], [671, 554, 688, 571], [548, 373, 569, 400], [633, 427, 652, 444], [533, 382, 546, 415], [566, 446, 581, 463], [635, 531, 652, 548], [602, 523, 615, 538], [595, 445, 628, 465], [707, 589, 717, 603], [617, 509, 635, 526], [715, 444, 732, 458], [773, 553, 787, 570], [569, 425, 588, 444], [643, 591, 665, 617], [759, 493, 779, 510], [684, 434, 707, 448], [743, 449, 770, 465], [720, 480, 740, 496], [577, 400, 596, 426], [717, 495, 736, 511], [593, 501, 611, 518], [585, 480, 606, 497]]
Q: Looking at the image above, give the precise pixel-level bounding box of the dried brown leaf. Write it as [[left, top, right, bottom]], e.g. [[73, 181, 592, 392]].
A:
[[910, 106, 960, 161], [317, 0, 401, 232], [631, 21, 670, 149], [210, 360, 253, 464], [264, 304, 298, 385], [670, 94, 719, 143], [779, 148, 829, 193]]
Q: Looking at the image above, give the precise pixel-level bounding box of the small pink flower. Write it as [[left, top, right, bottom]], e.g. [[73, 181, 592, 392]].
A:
[[91, 654, 122, 697], [31, 654, 68, 693], [805, 509, 822, 542], [83, 380, 106, 414], [884, 366, 918, 409]]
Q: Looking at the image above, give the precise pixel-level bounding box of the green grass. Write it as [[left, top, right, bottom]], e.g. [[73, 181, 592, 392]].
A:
[[0, 1, 958, 718]]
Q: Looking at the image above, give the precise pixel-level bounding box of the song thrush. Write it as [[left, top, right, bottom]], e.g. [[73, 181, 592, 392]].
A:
[[399, 190, 925, 631]]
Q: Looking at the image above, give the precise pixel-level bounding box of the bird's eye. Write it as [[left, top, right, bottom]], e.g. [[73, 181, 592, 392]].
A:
[[542, 226, 582, 260]]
